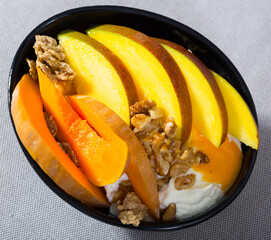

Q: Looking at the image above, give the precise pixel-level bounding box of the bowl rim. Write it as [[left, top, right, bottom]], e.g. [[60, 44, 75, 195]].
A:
[[8, 5, 259, 231]]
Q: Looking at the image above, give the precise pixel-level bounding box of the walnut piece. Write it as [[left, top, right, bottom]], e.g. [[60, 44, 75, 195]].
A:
[[174, 174, 196, 190], [148, 106, 163, 119], [117, 192, 148, 227], [119, 180, 133, 192], [130, 99, 156, 117], [34, 35, 77, 95], [111, 189, 125, 203], [162, 116, 177, 138], [180, 147, 193, 160], [169, 162, 191, 178], [134, 118, 162, 140], [131, 114, 151, 130], [162, 203, 176, 222], [196, 151, 210, 164], [44, 112, 57, 137], [58, 142, 79, 167], [156, 175, 170, 191], [26, 59, 37, 81], [152, 133, 170, 176]]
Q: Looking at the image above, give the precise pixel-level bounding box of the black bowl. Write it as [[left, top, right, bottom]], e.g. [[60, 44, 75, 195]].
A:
[[8, 6, 258, 231]]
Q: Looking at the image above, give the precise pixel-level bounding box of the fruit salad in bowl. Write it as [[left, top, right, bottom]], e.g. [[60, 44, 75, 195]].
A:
[[9, 6, 259, 230]]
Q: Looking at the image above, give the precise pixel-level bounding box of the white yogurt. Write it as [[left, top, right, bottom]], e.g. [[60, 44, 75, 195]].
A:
[[159, 169, 224, 219], [104, 173, 129, 202]]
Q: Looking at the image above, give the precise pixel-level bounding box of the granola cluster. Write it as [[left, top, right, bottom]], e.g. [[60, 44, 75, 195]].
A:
[[27, 35, 77, 95], [117, 192, 148, 227]]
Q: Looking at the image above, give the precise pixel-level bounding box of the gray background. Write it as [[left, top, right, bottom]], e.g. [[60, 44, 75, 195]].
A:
[[1, 0, 270, 239]]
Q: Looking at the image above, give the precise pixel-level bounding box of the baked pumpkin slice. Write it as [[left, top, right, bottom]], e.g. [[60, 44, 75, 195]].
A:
[[11, 73, 109, 207], [37, 68, 130, 187], [68, 95, 160, 219]]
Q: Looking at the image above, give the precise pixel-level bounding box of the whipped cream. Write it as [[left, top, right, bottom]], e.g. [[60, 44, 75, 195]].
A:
[[159, 169, 224, 219]]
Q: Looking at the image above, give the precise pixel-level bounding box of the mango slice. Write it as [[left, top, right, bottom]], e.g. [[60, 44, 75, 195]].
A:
[[212, 71, 259, 149], [58, 30, 138, 125], [11, 74, 109, 206], [87, 25, 192, 143], [155, 38, 228, 147]]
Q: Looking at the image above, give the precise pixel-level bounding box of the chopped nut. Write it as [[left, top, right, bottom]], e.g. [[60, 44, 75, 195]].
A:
[[196, 151, 210, 164], [44, 112, 57, 137], [169, 140, 182, 158], [152, 133, 165, 150], [34, 35, 77, 95], [164, 138, 171, 145], [111, 189, 125, 203], [156, 178, 166, 191], [180, 147, 193, 160], [58, 142, 79, 167], [26, 59, 37, 81], [117, 192, 148, 227], [135, 118, 162, 140], [169, 162, 191, 178], [162, 116, 177, 138], [174, 174, 196, 190], [156, 176, 170, 191], [152, 133, 170, 176], [119, 180, 133, 193], [160, 144, 173, 163], [162, 203, 176, 222], [131, 114, 151, 130], [130, 99, 156, 117], [148, 153, 157, 169], [148, 106, 163, 119], [156, 154, 170, 176], [141, 140, 152, 155]]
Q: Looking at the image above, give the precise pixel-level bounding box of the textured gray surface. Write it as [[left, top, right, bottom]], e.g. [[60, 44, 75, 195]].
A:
[[1, 0, 270, 239]]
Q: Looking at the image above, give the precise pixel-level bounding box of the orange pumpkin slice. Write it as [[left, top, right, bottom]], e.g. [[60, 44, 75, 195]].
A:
[[37, 68, 129, 186], [68, 95, 160, 219], [11, 74, 109, 207]]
